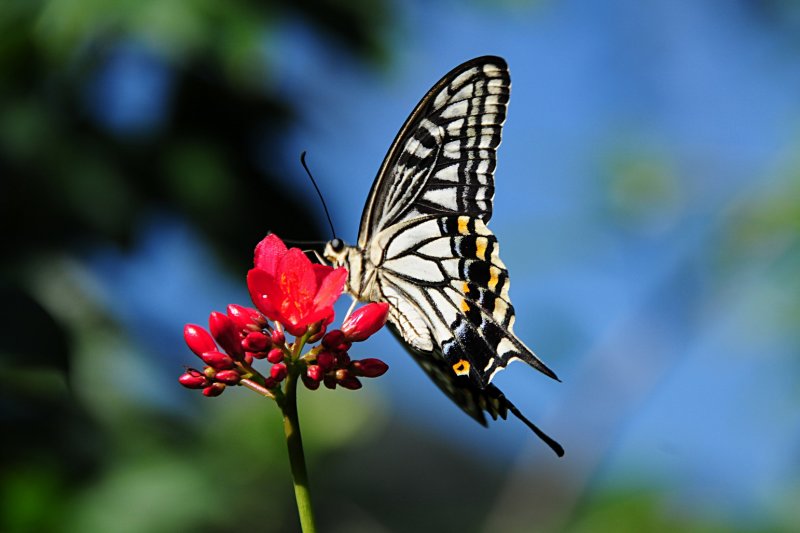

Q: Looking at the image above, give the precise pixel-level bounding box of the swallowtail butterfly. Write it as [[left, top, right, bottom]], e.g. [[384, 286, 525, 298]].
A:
[[323, 56, 563, 456]]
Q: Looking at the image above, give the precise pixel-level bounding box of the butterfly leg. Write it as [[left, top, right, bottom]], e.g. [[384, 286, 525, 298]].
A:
[[309, 249, 326, 264]]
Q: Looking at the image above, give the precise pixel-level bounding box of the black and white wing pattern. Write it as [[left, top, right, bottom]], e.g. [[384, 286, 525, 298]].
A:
[[325, 56, 563, 456]]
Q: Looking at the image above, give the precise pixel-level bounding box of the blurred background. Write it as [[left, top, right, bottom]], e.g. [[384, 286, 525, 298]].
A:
[[2, 0, 799, 531]]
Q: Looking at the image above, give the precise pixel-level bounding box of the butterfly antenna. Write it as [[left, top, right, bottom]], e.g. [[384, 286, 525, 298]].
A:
[[300, 151, 337, 239]]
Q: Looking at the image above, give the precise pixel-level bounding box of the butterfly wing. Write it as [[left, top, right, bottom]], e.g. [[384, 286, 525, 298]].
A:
[[373, 214, 558, 386], [360, 56, 557, 386], [358, 56, 506, 249], [355, 57, 562, 454]]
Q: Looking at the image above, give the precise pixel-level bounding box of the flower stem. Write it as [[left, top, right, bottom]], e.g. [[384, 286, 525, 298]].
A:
[[280, 371, 317, 532]]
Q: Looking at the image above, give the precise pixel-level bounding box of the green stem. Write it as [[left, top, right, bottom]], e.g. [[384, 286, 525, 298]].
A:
[[280, 370, 317, 532]]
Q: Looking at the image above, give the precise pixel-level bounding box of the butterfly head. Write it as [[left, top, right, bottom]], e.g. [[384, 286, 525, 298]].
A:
[[323, 238, 368, 298], [323, 238, 346, 266]]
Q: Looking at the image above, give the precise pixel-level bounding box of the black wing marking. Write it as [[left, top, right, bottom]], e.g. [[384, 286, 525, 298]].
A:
[[357, 56, 509, 249]]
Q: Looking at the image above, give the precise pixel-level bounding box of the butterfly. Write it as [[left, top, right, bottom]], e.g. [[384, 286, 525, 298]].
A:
[[323, 56, 563, 456]]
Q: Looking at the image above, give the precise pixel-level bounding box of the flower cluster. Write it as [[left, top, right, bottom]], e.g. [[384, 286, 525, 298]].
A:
[[179, 235, 389, 399]]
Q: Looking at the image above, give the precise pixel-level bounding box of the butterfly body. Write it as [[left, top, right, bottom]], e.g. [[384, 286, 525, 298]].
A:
[[323, 57, 563, 456]]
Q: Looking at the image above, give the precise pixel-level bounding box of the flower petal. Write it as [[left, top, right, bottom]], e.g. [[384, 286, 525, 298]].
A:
[[313, 267, 347, 310], [312, 263, 335, 289], [276, 249, 317, 319], [254, 234, 287, 275], [247, 268, 278, 319]]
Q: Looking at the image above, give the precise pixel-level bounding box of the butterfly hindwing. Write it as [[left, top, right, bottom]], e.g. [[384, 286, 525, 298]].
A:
[[375, 214, 557, 387]]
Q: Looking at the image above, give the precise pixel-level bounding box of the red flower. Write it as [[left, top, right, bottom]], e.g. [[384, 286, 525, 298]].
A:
[[247, 234, 347, 336]]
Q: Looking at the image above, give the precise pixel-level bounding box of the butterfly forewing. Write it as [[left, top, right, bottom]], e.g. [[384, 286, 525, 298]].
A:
[[358, 58, 508, 249]]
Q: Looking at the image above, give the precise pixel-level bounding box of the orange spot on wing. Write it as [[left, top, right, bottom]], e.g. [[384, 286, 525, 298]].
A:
[[452, 359, 471, 376], [488, 266, 500, 291], [457, 216, 469, 235], [475, 237, 488, 260]]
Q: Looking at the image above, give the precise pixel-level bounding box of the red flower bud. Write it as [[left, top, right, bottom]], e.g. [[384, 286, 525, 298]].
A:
[[322, 330, 351, 353], [263, 377, 278, 389], [242, 331, 271, 352], [317, 351, 336, 371], [227, 304, 265, 331], [322, 329, 345, 349], [266, 348, 284, 364], [209, 312, 243, 356], [351, 358, 389, 378], [335, 368, 362, 390], [336, 341, 352, 353], [244, 353, 254, 365], [302, 374, 321, 390], [336, 352, 351, 367], [247, 351, 264, 360], [270, 363, 288, 381], [341, 302, 389, 342], [184, 324, 217, 357], [306, 364, 323, 382], [203, 383, 226, 397], [323, 374, 337, 390], [201, 350, 235, 370], [308, 324, 326, 343], [271, 330, 285, 346], [214, 370, 241, 385], [178, 369, 209, 389]]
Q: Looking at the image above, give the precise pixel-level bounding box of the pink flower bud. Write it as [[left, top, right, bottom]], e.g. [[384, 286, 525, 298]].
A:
[[184, 324, 217, 357], [203, 383, 226, 397], [201, 350, 235, 370], [266, 348, 284, 364], [341, 302, 389, 342], [351, 358, 389, 378], [178, 369, 209, 389], [335, 368, 362, 390], [317, 351, 336, 371], [306, 364, 323, 382], [271, 330, 285, 346], [214, 370, 241, 385], [270, 363, 288, 381], [209, 311, 243, 356], [242, 331, 271, 352], [227, 304, 265, 331]]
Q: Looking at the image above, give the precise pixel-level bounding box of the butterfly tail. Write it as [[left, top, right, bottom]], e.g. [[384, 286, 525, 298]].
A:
[[490, 386, 565, 457]]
